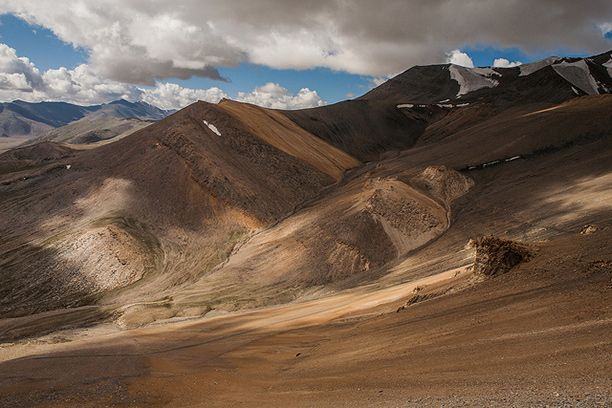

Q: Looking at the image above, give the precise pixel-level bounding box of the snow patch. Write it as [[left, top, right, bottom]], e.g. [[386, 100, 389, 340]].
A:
[[552, 60, 599, 95], [449, 65, 498, 96], [482, 160, 501, 167], [603, 57, 612, 78], [435, 102, 469, 108], [471, 67, 501, 77], [203, 120, 221, 136], [519, 56, 559, 76], [396, 103, 414, 108]]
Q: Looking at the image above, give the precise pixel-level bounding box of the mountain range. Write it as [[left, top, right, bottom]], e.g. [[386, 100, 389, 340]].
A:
[[0, 99, 172, 151], [0, 50, 611, 406]]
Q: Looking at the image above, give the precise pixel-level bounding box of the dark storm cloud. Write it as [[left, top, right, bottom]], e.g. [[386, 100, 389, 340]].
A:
[[1, 0, 611, 81]]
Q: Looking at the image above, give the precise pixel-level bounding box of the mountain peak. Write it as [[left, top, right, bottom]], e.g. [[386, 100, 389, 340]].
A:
[[108, 98, 137, 106]]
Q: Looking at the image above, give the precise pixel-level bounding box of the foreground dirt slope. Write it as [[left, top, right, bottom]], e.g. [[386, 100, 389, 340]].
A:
[[0, 227, 609, 407]]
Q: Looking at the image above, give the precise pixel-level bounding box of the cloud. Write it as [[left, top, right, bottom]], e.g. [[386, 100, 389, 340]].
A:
[[141, 83, 228, 110], [0, 43, 42, 91], [493, 58, 523, 68], [446, 49, 474, 68], [142, 83, 326, 111], [0, 43, 144, 103], [1, 1, 610, 81], [0, 72, 32, 91], [42, 65, 141, 104], [370, 77, 389, 87], [0, 43, 325, 110], [235, 82, 325, 110]]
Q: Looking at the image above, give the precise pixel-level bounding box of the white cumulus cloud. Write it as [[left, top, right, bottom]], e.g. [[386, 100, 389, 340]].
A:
[[446, 49, 474, 68], [493, 58, 523, 68], [0, 43, 43, 91], [236, 83, 325, 110], [0, 43, 326, 110], [1, 1, 610, 81], [599, 22, 612, 35], [141, 83, 228, 110]]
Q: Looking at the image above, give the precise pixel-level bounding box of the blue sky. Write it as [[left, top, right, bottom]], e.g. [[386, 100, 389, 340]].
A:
[[0, 14, 370, 102], [0, 14, 88, 71], [0, 8, 609, 107]]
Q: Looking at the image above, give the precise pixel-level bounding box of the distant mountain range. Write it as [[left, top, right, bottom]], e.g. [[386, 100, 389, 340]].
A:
[[284, 50, 612, 159], [361, 50, 612, 105], [0, 99, 173, 145]]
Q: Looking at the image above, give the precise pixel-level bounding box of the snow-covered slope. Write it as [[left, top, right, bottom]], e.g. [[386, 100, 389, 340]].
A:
[[449, 65, 499, 96], [519, 56, 560, 76], [603, 57, 612, 78], [552, 60, 600, 95]]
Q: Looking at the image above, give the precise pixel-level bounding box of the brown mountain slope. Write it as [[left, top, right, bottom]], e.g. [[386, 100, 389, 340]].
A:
[[1, 95, 610, 335], [174, 166, 472, 310], [359, 64, 460, 103], [0, 230, 608, 407], [283, 99, 443, 161], [0, 69, 610, 407], [33, 116, 152, 145], [0, 100, 337, 320], [218, 99, 359, 180], [281, 51, 611, 164], [0, 95, 610, 406], [160, 95, 611, 314]]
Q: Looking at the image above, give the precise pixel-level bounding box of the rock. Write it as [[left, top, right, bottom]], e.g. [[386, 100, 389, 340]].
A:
[[468, 236, 533, 276], [580, 224, 598, 235]]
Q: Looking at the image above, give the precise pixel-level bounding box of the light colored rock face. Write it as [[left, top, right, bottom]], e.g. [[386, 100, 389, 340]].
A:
[[52, 224, 148, 292], [552, 60, 600, 95], [364, 178, 447, 255], [449, 65, 499, 96], [413, 165, 475, 205], [519, 56, 560, 76], [604, 57, 612, 78]]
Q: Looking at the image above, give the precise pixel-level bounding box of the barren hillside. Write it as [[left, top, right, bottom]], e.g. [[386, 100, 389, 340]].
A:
[[0, 51, 610, 407]]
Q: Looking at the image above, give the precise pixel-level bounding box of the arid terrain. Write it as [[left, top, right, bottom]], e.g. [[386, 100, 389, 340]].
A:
[[0, 51, 611, 407]]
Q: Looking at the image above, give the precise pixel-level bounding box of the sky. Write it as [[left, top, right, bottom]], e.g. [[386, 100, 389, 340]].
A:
[[0, 1, 610, 110]]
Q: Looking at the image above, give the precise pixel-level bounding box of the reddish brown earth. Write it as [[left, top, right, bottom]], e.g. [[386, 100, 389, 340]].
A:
[[0, 54, 611, 406], [0, 231, 609, 407]]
